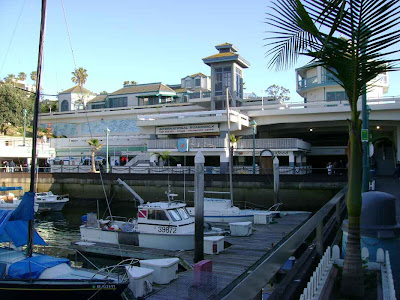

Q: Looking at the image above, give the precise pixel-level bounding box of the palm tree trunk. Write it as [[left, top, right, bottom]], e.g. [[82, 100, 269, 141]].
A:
[[340, 112, 364, 298], [91, 149, 96, 173]]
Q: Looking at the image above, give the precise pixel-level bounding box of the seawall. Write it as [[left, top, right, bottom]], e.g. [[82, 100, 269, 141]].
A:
[[0, 173, 346, 211]]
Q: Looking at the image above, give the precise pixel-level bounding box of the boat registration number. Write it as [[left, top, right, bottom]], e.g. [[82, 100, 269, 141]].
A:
[[157, 226, 177, 234], [95, 284, 115, 289]]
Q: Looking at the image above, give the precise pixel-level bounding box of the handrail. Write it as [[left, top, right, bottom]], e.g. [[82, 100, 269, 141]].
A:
[[220, 186, 348, 300]]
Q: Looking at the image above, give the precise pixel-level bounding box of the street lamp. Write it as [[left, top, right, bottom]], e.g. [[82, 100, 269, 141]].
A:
[[250, 120, 257, 174], [23, 109, 27, 146], [106, 127, 110, 173]]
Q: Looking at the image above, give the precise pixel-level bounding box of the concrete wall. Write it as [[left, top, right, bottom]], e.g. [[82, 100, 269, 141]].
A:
[[0, 173, 345, 211]]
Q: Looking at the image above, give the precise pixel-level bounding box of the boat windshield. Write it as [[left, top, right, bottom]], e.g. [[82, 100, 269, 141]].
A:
[[168, 209, 182, 221], [148, 209, 169, 221], [177, 207, 190, 220]]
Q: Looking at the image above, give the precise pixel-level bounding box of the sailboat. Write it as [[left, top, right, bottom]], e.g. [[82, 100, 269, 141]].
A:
[[0, 1, 128, 298]]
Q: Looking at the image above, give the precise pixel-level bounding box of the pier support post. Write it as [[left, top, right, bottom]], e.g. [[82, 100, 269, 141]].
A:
[[194, 151, 205, 263], [273, 156, 280, 204]]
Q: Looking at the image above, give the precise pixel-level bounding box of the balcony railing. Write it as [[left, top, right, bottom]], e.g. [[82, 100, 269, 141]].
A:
[[298, 76, 317, 89], [148, 138, 310, 151], [148, 138, 227, 150], [237, 138, 310, 151]]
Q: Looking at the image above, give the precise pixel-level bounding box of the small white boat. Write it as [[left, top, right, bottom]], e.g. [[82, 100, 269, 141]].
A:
[[186, 191, 282, 223], [0, 187, 39, 213], [35, 192, 69, 212], [80, 179, 224, 251]]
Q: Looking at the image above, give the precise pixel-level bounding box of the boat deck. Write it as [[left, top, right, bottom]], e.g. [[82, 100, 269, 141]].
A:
[[73, 213, 310, 299]]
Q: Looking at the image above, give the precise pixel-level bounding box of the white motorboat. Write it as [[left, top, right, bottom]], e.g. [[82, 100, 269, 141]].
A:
[[186, 191, 282, 223], [35, 191, 69, 212], [0, 187, 39, 213], [80, 179, 224, 251]]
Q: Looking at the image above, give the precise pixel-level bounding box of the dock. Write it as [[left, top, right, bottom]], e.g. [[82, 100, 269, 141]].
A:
[[72, 213, 310, 299]]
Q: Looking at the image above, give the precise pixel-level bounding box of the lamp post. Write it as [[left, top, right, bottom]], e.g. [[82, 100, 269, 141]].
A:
[[250, 120, 257, 174], [362, 103, 371, 192], [106, 127, 110, 173], [23, 109, 27, 146]]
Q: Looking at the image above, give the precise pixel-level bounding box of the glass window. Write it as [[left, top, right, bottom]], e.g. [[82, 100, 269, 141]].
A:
[[326, 91, 348, 102], [148, 210, 169, 221], [61, 100, 69, 111], [195, 78, 201, 87], [168, 209, 182, 221], [214, 67, 231, 96], [177, 207, 190, 220], [236, 67, 243, 98], [107, 97, 128, 108]]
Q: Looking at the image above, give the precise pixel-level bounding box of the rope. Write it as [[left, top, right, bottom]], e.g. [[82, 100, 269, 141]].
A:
[[60, 0, 122, 258], [0, 0, 26, 76]]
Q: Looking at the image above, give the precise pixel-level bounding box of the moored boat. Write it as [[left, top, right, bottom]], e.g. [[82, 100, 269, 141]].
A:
[[35, 191, 69, 212]]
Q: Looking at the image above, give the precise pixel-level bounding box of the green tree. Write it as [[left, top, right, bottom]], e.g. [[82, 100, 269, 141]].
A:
[[229, 134, 241, 170], [265, 84, 290, 102], [87, 139, 102, 173], [152, 151, 172, 167], [0, 83, 33, 134], [40, 100, 58, 113], [17, 72, 27, 81], [266, 0, 400, 297], [71, 67, 88, 87], [4, 74, 16, 84], [30, 71, 37, 82], [123, 80, 137, 86], [100, 91, 108, 95]]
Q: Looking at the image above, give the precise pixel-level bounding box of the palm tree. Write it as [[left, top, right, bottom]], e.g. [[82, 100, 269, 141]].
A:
[[152, 151, 172, 167], [71, 67, 88, 87], [266, 0, 400, 297], [88, 139, 102, 173], [18, 72, 27, 81], [4, 74, 15, 84], [229, 134, 241, 172], [30, 71, 37, 82]]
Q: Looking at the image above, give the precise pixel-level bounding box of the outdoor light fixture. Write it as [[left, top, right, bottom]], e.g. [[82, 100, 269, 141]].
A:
[[376, 126, 380, 130], [250, 120, 257, 175], [309, 128, 313, 132]]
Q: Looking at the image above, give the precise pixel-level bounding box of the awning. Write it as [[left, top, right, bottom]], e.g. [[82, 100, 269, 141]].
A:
[[0, 187, 23, 192]]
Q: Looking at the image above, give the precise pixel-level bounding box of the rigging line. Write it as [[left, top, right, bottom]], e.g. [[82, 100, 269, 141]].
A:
[[61, 0, 77, 69], [60, 1, 123, 262], [60, 0, 113, 221], [0, 0, 26, 76]]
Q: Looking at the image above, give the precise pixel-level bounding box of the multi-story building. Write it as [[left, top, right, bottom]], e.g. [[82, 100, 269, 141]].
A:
[[40, 43, 400, 175]]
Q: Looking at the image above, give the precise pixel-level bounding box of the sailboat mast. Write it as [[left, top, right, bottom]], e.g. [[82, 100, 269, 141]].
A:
[[27, 0, 47, 257]]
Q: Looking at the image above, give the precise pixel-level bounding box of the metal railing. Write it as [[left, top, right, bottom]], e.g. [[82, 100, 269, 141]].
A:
[[148, 138, 310, 151], [298, 76, 318, 89], [220, 186, 348, 299]]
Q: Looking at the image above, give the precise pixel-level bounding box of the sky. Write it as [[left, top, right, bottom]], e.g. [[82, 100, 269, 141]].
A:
[[1, 0, 400, 102]]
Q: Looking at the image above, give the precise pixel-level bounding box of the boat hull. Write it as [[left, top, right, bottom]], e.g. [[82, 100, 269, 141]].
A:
[[0, 280, 128, 300], [36, 200, 68, 212], [80, 226, 221, 251], [203, 214, 255, 223]]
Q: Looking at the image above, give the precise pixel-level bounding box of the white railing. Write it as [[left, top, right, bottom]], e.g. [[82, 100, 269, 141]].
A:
[[241, 97, 400, 113], [148, 138, 311, 151], [300, 246, 334, 300], [237, 138, 311, 151], [300, 245, 397, 300], [125, 152, 150, 166], [50, 135, 148, 148], [148, 138, 227, 150]]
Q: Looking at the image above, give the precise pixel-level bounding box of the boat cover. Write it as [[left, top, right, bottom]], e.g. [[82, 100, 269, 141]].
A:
[[0, 193, 46, 247], [7, 255, 70, 279], [0, 187, 23, 192]]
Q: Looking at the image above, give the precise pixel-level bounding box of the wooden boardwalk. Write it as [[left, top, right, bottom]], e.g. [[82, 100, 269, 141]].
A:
[[72, 213, 310, 299]]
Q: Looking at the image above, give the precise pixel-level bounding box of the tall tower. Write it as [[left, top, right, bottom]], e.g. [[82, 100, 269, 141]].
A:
[[203, 43, 250, 110]]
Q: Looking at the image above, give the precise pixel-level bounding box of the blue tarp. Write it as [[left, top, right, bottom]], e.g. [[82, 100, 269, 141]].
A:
[[10, 192, 35, 221], [0, 187, 23, 192], [0, 192, 46, 247], [7, 255, 70, 279]]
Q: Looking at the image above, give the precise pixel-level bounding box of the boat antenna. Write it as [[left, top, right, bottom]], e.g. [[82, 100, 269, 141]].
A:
[[27, 0, 47, 258], [226, 86, 234, 207]]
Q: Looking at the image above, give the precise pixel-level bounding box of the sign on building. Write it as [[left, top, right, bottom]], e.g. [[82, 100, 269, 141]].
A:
[[156, 124, 219, 135], [177, 138, 189, 152]]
